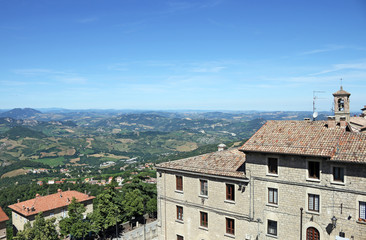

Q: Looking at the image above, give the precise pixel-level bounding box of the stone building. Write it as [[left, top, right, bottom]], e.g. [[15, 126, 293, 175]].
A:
[[8, 189, 95, 234], [0, 207, 9, 240], [156, 87, 366, 240]]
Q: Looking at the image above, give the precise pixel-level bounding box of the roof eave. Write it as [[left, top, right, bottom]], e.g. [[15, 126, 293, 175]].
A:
[[156, 166, 249, 183]]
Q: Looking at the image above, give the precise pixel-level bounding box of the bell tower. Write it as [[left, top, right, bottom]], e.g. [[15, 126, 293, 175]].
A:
[[332, 86, 351, 122]]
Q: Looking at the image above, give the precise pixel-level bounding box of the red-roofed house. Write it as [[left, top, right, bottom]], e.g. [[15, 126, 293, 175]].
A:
[[0, 207, 9, 240], [8, 189, 95, 234]]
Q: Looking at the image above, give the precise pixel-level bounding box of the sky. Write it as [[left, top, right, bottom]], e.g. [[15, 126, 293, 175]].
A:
[[0, 0, 365, 112]]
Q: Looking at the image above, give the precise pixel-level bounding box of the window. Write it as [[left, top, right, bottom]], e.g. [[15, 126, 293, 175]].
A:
[[200, 212, 208, 228], [268, 188, 278, 205], [308, 194, 319, 212], [176, 206, 183, 221], [226, 184, 235, 201], [308, 161, 320, 179], [360, 201, 366, 220], [226, 218, 235, 235], [177, 235, 184, 240], [333, 166, 344, 182], [267, 220, 277, 236], [306, 227, 320, 240], [268, 158, 278, 174], [176, 176, 183, 191], [200, 179, 208, 196]]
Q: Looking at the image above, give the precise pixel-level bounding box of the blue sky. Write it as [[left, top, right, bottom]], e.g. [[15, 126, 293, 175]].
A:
[[0, 0, 365, 111]]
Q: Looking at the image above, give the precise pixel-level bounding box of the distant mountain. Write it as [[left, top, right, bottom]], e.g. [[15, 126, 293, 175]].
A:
[[0, 108, 41, 119]]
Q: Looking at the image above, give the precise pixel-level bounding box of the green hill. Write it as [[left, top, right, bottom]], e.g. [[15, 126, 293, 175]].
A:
[[2, 126, 46, 140]]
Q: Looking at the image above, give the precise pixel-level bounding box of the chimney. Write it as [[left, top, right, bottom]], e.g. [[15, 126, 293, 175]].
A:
[[340, 116, 347, 128], [57, 189, 62, 193], [218, 143, 226, 151], [327, 116, 336, 129], [17, 199, 20, 203], [36, 193, 40, 198]]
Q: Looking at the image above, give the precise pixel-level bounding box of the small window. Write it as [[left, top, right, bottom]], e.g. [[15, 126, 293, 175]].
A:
[[333, 166, 344, 182], [267, 220, 277, 236], [200, 180, 208, 196], [308, 161, 320, 179], [226, 184, 235, 201], [176, 176, 183, 191], [360, 201, 366, 220], [177, 235, 184, 240], [176, 206, 183, 221], [226, 218, 235, 235], [308, 194, 320, 212], [268, 188, 278, 205], [268, 158, 278, 174], [200, 212, 208, 228]]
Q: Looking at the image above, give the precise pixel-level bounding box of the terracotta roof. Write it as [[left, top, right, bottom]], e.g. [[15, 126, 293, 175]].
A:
[[350, 117, 366, 127], [240, 120, 366, 164], [0, 207, 9, 222], [333, 86, 351, 96], [156, 149, 246, 179], [8, 190, 95, 217]]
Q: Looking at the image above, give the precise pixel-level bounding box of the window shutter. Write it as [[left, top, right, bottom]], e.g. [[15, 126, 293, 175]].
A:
[[269, 189, 273, 203], [274, 189, 278, 203], [360, 202, 366, 219], [309, 195, 314, 210], [314, 195, 319, 211]]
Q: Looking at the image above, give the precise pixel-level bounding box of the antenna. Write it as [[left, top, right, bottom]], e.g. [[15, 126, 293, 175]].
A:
[[313, 91, 325, 121]]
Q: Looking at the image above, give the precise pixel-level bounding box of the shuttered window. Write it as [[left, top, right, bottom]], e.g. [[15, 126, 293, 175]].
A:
[[268, 188, 278, 205], [308, 194, 319, 212], [226, 184, 235, 201], [360, 201, 366, 220], [176, 176, 183, 191]]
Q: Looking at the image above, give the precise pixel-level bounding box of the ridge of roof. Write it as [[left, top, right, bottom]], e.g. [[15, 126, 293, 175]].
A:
[[8, 190, 95, 217]]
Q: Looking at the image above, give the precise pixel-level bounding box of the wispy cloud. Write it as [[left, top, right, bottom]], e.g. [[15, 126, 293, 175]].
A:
[[13, 68, 68, 76], [309, 61, 366, 76], [300, 45, 345, 55], [191, 66, 226, 73], [57, 77, 88, 84]]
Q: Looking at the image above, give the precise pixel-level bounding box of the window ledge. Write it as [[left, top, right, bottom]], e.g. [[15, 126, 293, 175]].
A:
[[306, 210, 320, 215], [266, 234, 278, 239], [266, 173, 278, 177], [224, 233, 235, 239], [266, 203, 278, 208], [199, 226, 208, 231], [356, 219, 366, 225], [175, 190, 184, 194], [175, 219, 184, 224], [331, 181, 345, 186], [199, 195, 208, 199], [224, 200, 235, 204], [306, 178, 320, 183]]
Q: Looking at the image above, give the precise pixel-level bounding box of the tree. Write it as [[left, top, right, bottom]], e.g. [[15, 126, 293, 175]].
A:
[[59, 197, 90, 239], [14, 212, 58, 240], [90, 180, 123, 239], [123, 189, 144, 220]]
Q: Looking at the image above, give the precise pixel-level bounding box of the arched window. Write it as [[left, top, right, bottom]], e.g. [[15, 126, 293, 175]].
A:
[[338, 98, 344, 111], [306, 227, 320, 240]]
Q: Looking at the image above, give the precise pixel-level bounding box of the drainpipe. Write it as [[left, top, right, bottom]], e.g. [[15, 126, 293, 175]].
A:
[[300, 207, 303, 240]]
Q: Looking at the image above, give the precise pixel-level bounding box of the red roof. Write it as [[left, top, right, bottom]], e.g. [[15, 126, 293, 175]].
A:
[[0, 207, 9, 222], [240, 120, 366, 163], [8, 190, 95, 217]]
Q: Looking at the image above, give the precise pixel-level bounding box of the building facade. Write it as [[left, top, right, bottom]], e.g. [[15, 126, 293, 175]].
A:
[[156, 88, 366, 240], [8, 189, 94, 234], [0, 207, 9, 240]]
